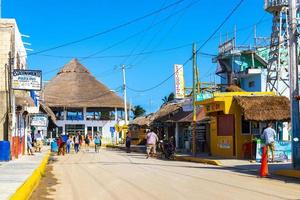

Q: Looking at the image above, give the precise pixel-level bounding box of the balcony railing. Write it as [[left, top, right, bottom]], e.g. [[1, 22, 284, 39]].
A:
[[264, 0, 288, 9]]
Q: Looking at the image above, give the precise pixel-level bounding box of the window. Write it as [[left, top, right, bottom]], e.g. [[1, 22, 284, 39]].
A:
[[98, 127, 103, 134], [242, 117, 250, 135], [66, 108, 83, 120], [117, 109, 124, 120], [54, 110, 64, 120], [248, 81, 255, 88], [65, 124, 85, 135], [86, 108, 115, 120], [86, 111, 101, 120]]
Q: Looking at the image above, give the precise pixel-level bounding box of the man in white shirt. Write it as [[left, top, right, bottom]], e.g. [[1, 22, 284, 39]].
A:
[[35, 130, 44, 152]]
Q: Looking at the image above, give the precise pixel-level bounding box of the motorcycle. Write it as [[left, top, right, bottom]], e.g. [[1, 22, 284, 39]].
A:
[[158, 139, 175, 160]]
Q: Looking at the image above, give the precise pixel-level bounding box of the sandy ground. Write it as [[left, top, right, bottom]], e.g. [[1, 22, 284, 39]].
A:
[[31, 148, 300, 200]]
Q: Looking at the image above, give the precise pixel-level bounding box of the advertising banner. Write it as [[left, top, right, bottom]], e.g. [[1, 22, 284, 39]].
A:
[[174, 64, 185, 99], [31, 114, 48, 127], [218, 38, 235, 54], [12, 70, 42, 91], [256, 139, 291, 162]]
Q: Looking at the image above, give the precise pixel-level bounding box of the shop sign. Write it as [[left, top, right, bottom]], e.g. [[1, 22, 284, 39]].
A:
[[174, 64, 185, 99], [218, 38, 235, 54], [205, 103, 223, 113], [256, 140, 291, 162], [197, 93, 213, 102], [12, 70, 42, 91], [218, 138, 230, 149], [31, 114, 48, 127]]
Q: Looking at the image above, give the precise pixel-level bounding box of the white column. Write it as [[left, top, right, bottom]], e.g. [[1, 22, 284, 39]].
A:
[[63, 108, 67, 120], [83, 107, 87, 121], [175, 122, 179, 149], [114, 107, 118, 121]]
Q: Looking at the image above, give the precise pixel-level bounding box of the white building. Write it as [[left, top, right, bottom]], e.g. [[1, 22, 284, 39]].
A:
[[43, 59, 126, 144], [0, 19, 37, 159]]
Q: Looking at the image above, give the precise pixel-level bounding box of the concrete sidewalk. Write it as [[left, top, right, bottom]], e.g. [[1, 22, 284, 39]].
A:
[[0, 148, 49, 200]]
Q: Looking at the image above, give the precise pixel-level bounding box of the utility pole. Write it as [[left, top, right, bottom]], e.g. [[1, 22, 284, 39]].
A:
[[192, 43, 197, 156], [121, 64, 128, 125], [288, 0, 300, 169]]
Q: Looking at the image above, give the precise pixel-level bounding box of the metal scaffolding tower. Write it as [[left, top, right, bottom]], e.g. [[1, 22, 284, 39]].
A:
[[265, 0, 290, 96]]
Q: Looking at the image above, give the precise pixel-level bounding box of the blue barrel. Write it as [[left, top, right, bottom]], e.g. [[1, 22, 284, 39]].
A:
[[51, 141, 58, 152], [0, 141, 10, 161]]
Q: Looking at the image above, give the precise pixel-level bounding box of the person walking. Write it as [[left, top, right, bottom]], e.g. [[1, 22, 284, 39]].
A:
[[34, 130, 43, 153], [66, 135, 72, 154], [146, 129, 159, 159], [74, 133, 81, 153], [94, 133, 101, 153], [125, 132, 131, 153], [27, 132, 34, 155], [85, 135, 90, 152], [261, 122, 277, 162]]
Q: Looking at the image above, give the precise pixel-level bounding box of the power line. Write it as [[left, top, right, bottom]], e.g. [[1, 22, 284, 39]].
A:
[[37, 15, 268, 61], [80, 0, 200, 61], [127, 0, 245, 93], [130, 0, 192, 67], [26, 0, 185, 57], [121, 0, 169, 65]]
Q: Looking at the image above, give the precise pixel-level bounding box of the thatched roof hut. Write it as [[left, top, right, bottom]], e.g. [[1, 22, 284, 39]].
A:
[[129, 114, 154, 127], [152, 103, 182, 121], [225, 85, 244, 92], [43, 59, 124, 108], [234, 96, 290, 121]]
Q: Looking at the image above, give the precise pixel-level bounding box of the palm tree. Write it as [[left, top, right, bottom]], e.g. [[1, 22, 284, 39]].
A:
[[162, 92, 175, 105], [132, 105, 146, 119]]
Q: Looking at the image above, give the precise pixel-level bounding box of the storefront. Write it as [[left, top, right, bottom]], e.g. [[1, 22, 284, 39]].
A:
[[198, 92, 290, 159]]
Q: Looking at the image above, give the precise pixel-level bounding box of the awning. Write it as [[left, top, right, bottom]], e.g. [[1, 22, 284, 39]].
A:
[[165, 107, 209, 123], [39, 103, 56, 123], [234, 96, 290, 121]]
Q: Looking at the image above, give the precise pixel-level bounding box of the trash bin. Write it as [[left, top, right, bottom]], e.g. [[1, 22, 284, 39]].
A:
[[51, 140, 58, 152], [0, 141, 10, 161]]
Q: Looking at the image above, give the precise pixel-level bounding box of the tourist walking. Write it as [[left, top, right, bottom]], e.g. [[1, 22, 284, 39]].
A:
[[85, 135, 90, 152], [125, 132, 131, 153], [74, 133, 81, 153], [146, 129, 159, 159], [261, 122, 277, 162], [34, 130, 43, 152], [94, 133, 101, 153], [27, 132, 34, 155], [66, 135, 72, 154]]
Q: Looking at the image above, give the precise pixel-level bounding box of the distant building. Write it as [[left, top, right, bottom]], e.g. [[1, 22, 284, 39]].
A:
[[215, 39, 269, 93], [43, 59, 125, 144], [0, 19, 36, 159]]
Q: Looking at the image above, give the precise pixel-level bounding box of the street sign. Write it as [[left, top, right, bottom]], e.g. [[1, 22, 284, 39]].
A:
[[31, 114, 48, 127], [12, 70, 42, 91]]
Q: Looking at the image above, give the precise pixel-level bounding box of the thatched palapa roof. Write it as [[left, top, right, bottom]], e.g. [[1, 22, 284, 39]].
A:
[[43, 59, 124, 108], [234, 96, 290, 121], [129, 114, 154, 127], [225, 85, 244, 92], [153, 103, 182, 121]]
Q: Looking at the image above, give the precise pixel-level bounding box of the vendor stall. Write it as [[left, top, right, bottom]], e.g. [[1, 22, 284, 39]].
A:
[[198, 92, 290, 159]]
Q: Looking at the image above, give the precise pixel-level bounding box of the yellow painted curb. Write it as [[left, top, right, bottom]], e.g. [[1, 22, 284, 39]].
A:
[[10, 151, 51, 200], [174, 156, 222, 166], [273, 169, 300, 179]]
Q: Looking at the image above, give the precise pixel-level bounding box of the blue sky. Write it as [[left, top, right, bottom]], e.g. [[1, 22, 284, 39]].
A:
[[3, 0, 272, 113]]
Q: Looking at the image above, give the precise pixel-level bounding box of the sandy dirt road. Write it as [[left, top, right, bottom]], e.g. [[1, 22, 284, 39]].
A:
[[31, 148, 300, 200]]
